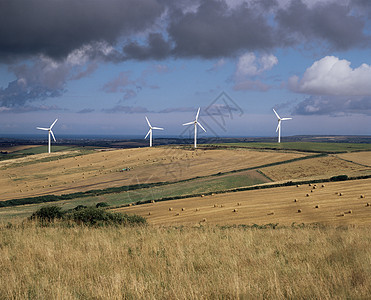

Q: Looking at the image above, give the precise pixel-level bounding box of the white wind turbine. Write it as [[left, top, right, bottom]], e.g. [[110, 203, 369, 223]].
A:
[[144, 116, 163, 147], [182, 107, 206, 148], [36, 119, 58, 153], [273, 109, 292, 143]]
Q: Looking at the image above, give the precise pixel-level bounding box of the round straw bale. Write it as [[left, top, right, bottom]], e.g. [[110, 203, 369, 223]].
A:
[[169, 208, 173, 211], [237, 202, 241, 206], [298, 209, 302, 213], [233, 209, 238, 212], [315, 205, 319, 208], [360, 195, 365, 198], [181, 208, 186, 211], [294, 199, 298, 202], [366, 203, 370, 207], [148, 212, 151, 215], [339, 193, 343, 196], [306, 194, 310, 197], [213, 204, 218, 207], [151, 200, 155, 203], [195, 208, 200, 211]]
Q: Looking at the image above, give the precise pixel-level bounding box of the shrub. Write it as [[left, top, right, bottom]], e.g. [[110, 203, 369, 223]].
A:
[[67, 207, 146, 226], [30, 206, 64, 222], [330, 175, 348, 182], [74, 205, 87, 211], [96, 202, 109, 208]]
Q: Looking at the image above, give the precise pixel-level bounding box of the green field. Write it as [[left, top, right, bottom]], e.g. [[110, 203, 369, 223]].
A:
[[210, 142, 371, 153], [0, 171, 269, 221]]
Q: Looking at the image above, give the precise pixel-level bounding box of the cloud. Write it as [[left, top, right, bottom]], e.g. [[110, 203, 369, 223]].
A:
[[288, 56, 371, 96], [0, 0, 166, 62], [0, 104, 64, 114], [77, 108, 95, 114], [0, 48, 100, 108], [1, 0, 370, 64], [102, 72, 133, 93], [275, 0, 369, 50], [293, 95, 371, 116], [232, 52, 277, 91], [158, 107, 196, 113], [102, 105, 149, 114], [235, 53, 278, 77]]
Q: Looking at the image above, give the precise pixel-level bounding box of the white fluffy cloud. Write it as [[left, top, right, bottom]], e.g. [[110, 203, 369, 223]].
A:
[[289, 56, 371, 96], [236, 52, 278, 77]]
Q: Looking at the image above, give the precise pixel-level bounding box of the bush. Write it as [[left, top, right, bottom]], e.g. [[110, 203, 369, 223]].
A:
[[67, 207, 147, 226], [73, 205, 87, 211], [330, 175, 349, 182], [96, 202, 109, 208], [30, 206, 64, 222]]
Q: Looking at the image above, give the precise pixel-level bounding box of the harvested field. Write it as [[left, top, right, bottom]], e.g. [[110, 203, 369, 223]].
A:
[[337, 151, 371, 167], [116, 178, 371, 226], [0, 145, 41, 153], [0, 147, 304, 201], [260, 155, 371, 182]]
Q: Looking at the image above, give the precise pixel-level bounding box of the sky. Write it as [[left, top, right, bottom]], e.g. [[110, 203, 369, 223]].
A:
[[0, 0, 371, 139]]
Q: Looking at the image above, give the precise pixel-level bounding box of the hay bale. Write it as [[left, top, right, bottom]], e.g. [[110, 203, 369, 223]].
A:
[[339, 213, 345, 217], [202, 218, 207, 222], [360, 195, 365, 198], [175, 213, 180, 216], [322, 184, 325, 187], [267, 212, 274, 215], [148, 212, 151, 215], [211, 193, 215, 196], [309, 183, 312, 186], [298, 209, 302, 213], [213, 204, 218, 208], [169, 208, 173, 211], [296, 185, 300, 187], [294, 199, 298, 202], [306, 194, 310, 197], [233, 209, 238, 212], [195, 208, 200, 211], [366, 203, 370, 207], [201, 194, 205, 197], [151, 200, 155, 203], [315, 205, 319, 208], [339, 193, 343, 196], [181, 208, 186, 211], [310, 190, 313, 193], [237, 202, 242, 206], [220, 204, 224, 208], [347, 210, 352, 214]]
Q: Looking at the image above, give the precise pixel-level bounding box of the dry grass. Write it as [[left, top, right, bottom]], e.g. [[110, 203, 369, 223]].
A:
[[116, 178, 371, 226], [261, 155, 371, 182], [337, 151, 371, 167], [0, 147, 304, 201], [0, 224, 370, 299]]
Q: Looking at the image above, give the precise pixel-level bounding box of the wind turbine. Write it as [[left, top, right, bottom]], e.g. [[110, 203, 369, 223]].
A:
[[37, 119, 58, 153], [273, 109, 292, 143], [144, 116, 163, 147], [182, 107, 206, 148]]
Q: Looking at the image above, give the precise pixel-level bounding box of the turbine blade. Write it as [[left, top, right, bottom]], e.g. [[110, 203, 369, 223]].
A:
[[197, 122, 206, 132], [37, 127, 49, 131], [273, 109, 280, 119], [50, 118, 58, 129], [144, 129, 151, 139], [276, 121, 280, 132], [50, 130, 56, 142], [195, 107, 200, 121], [281, 117, 292, 121], [183, 121, 194, 126], [145, 116, 152, 128], [152, 127, 164, 130]]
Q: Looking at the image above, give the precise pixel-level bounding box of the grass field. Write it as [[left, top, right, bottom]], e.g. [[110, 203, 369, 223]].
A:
[[116, 178, 371, 226], [0, 224, 370, 299], [260, 155, 371, 181], [0, 147, 304, 201], [214, 142, 371, 153]]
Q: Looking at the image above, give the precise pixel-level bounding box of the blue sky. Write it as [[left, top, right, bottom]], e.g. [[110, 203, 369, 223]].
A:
[[0, 0, 370, 138]]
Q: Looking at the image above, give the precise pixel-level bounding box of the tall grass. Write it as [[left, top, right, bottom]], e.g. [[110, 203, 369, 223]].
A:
[[0, 224, 370, 299]]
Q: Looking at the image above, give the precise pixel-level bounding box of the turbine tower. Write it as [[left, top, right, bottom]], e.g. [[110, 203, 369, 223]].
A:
[[37, 119, 58, 153], [182, 107, 206, 148], [273, 109, 292, 143], [144, 116, 163, 147]]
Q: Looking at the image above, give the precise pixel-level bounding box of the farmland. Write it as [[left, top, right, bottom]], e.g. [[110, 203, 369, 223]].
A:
[[116, 178, 371, 226]]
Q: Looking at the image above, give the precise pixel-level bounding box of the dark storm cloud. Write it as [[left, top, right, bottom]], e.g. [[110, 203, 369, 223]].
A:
[[1, 0, 370, 62], [275, 0, 369, 50], [0, 0, 165, 61], [167, 0, 276, 58]]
